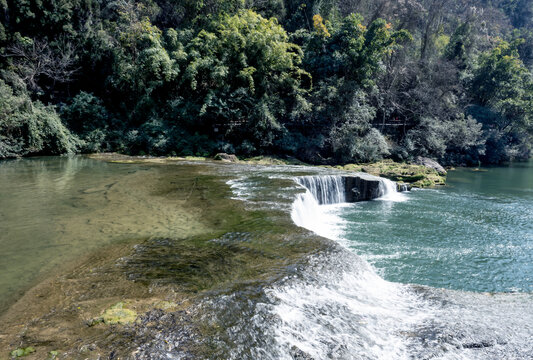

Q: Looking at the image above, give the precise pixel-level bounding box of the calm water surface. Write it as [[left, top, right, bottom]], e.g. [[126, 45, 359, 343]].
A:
[[340, 160, 533, 292], [0, 156, 209, 313]]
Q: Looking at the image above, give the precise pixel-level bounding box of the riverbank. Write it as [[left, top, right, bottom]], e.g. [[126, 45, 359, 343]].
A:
[[91, 153, 447, 188]]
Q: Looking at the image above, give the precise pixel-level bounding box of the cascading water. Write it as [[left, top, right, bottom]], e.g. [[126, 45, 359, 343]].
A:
[[291, 176, 346, 240], [377, 177, 408, 202], [295, 175, 346, 205], [221, 170, 532, 360], [279, 174, 533, 360], [291, 174, 406, 241], [279, 175, 427, 359]]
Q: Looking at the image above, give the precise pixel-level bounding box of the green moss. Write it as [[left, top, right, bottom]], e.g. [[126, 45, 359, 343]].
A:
[[182, 156, 207, 161], [153, 301, 179, 311], [395, 173, 425, 182], [89, 302, 138, 326], [101, 302, 137, 324], [10, 347, 35, 357], [340, 160, 446, 188]]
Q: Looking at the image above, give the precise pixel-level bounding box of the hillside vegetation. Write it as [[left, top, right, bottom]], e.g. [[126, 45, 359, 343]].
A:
[[1, 0, 532, 165]]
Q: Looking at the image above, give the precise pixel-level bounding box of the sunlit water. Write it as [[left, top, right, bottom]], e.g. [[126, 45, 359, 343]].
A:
[[271, 165, 533, 359], [340, 161, 533, 293], [0, 156, 209, 313]]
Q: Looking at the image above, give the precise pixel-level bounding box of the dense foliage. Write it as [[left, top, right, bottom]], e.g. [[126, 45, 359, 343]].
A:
[[1, 0, 532, 164]]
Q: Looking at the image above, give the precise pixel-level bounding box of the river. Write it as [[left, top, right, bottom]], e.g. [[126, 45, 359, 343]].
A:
[[0, 156, 532, 359]]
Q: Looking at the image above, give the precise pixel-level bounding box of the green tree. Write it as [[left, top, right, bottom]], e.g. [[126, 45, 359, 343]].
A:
[[0, 79, 78, 158], [472, 40, 533, 134], [168, 9, 310, 152]]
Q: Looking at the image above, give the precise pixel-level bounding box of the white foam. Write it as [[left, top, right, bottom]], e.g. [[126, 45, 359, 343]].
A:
[[290, 190, 346, 240], [277, 175, 427, 359], [377, 178, 408, 202]]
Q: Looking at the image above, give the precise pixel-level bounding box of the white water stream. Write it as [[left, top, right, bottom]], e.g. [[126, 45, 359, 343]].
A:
[[274, 175, 422, 359]]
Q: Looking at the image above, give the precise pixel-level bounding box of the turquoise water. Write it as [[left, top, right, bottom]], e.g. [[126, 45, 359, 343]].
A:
[[340, 161, 533, 293]]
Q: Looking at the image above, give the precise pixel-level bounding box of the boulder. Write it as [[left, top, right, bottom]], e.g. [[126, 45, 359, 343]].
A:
[[414, 156, 447, 175], [213, 153, 239, 162], [397, 182, 411, 192], [344, 174, 382, 202]]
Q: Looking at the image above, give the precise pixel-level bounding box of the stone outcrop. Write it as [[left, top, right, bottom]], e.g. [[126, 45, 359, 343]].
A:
[[397, 183, 411, 192], [213, 153, 239, 162], [343, 174, 383, 202], [414, 156, 447, 175], [343, 173, 409, 202]]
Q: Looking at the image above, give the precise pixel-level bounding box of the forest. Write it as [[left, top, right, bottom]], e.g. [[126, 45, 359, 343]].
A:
[[0, 0, 532, 165]]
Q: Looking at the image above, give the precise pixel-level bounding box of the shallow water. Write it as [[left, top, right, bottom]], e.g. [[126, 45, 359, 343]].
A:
[[340, 160, 533, 292], [0, 156, 210, 313]]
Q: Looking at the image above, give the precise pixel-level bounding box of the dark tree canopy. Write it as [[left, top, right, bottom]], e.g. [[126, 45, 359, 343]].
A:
[[0, 0, 532, 164]]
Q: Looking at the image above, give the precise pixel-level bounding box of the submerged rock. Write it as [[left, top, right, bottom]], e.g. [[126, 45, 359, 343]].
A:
[[414, 156, 447, 175], [290, 345, 315, 359], [88, 302, 138, 326], [10, 347, 35, 358], [214, 153, 239, 162], [462, 341, 494, 349]]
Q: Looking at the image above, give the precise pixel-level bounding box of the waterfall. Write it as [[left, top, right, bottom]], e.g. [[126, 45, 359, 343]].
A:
[[291, 175, 406, 238], [295, 175, 346, 205], [291, 176, 346, 240], [280, 175, 421, 360], [377, 178, 407, 202], [295, 174, 406, 206]]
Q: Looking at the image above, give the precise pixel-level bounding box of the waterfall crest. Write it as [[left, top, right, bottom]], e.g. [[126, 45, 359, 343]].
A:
[[295, 175, 346, 205], [291, 174, 405, 240], [294, 174, 405, 207]]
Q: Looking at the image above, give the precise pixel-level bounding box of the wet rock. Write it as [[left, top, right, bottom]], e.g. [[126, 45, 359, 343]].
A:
[[414, 156, 447, 175], [397, 182, 411, 192], [213, 153, 239, 162], [462, 341, 494, 349], [343, 174, 382, 202], [79, 343, 97, 354], [131, 308, 198, 359], [290, 345, 314, 360]]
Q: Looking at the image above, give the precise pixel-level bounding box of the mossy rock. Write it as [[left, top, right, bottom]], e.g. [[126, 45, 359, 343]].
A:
[[394, 173, 426, 182], [340, 160, 446, 188], [153, 300, 179, 311], [47, 351, 59, 360], [89, 302, 138, 326], [213, 153, 239, 162], [10, 347, 35, 357], [102, 302, 137, 324]]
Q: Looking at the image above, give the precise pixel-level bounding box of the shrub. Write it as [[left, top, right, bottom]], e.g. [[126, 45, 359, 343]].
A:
[[0, 80, 78, 158], [60, 92, 110, 152]]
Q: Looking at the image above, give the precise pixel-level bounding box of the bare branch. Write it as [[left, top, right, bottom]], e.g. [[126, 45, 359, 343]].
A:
[[5, 38, 79, 92]]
